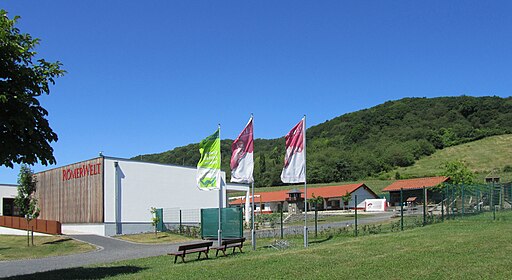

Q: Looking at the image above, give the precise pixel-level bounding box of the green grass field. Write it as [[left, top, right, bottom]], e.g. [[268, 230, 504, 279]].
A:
[[0, 235, 96, 261], [385, 134, 512, 181], [9, 211, 512, 280], [115, 232, 195, 244]]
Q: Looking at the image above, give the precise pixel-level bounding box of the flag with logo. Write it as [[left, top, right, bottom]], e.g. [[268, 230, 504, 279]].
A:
[[230, 117, 254, 183], [281, 118, 306, 183], [197, 128, 221, 190]]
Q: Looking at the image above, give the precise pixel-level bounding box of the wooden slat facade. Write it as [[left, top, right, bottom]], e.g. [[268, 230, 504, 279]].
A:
[[36, 158, 104, 223]]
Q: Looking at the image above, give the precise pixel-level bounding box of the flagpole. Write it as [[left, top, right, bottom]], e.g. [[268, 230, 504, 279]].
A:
[[303, 115, 308, 248], [218, 124, 222, 247], [251, 114, 256, 250]]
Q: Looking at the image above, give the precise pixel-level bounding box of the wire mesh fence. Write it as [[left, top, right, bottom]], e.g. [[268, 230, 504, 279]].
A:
[[160, 208, 202, 237], [247, 183, 512, 241], [383, 183, 512, 231]]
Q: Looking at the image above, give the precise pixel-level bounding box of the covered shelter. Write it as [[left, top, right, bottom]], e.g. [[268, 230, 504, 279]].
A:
[[382, 176, 450, 206]]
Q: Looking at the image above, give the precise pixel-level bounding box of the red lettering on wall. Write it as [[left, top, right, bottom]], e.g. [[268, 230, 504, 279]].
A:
[[62, 162, 102, 182]]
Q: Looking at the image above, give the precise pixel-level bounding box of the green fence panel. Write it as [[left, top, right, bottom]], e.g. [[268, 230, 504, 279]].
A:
[[201, 207, 243, 239], [156, 208, 164, 232]]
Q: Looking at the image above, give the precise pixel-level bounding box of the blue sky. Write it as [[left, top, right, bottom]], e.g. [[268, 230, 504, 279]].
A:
[[2, 1, 512, 183]]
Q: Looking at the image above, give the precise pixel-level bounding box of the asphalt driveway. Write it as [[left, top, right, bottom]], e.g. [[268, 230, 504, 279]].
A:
[[0, 235, 181, 278]]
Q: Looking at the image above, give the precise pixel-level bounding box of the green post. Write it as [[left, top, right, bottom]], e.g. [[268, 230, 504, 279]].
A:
[[156, 208, 164, 232], [179, 209, 182, 234], [492, 182, 496, 221], [476, 188, 480, 213], [451, 185, 454, 219], [400, 188, 404, 231], [354, 195, 358, 237], [461, 185, 465, 218], [280, 202, 284, 239], [240, 207, 243, 238], [423, 186, 426, 226], [314, 207, 318, 238], [441, 190, 444, 222]]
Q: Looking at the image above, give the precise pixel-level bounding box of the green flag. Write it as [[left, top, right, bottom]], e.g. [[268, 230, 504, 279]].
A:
[[197, 128, 221, 190]]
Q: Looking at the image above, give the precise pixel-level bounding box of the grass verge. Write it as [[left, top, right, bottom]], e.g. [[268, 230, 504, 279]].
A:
[[115, 232, 195, 244], [0, 235, 96, 261]]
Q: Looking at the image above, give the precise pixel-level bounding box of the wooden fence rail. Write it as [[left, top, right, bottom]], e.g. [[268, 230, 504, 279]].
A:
[[0, 216, 62, 235]]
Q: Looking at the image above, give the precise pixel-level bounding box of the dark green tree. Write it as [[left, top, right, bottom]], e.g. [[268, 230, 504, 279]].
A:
[[0, 10, 65, 168], [14, 165, 40, 246]]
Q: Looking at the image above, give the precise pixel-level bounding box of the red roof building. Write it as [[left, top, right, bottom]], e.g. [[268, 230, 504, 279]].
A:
[[230, 183, 379, 213], [382, 176, 450, 205]]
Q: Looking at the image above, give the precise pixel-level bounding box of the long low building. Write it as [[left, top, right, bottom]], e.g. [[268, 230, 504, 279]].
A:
[[382, 176, 450, 205], [230, 183, 380, 213], [0, 156, 249, 236]]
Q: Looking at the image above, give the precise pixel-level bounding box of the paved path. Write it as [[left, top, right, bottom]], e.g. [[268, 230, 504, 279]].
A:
[[0, 235, 182, 278]]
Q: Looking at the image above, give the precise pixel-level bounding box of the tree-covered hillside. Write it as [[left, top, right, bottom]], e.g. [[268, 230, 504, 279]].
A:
[[134, 96, 512, 187]]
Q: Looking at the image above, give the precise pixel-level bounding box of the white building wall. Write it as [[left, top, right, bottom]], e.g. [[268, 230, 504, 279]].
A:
[[103, 158, 223, 226], [0, 184, 18, 216], [348, 187, 378, 208]]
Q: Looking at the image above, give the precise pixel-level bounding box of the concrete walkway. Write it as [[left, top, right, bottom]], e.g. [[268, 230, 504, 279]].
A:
[[0, 235, 182, 278]]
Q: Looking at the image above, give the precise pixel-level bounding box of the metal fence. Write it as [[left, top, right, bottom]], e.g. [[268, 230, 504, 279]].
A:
[[396, 183, 512, 229], [244, 183, 512, 240]]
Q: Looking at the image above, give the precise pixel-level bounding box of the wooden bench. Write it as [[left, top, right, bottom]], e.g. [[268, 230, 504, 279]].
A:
[[213, 238, 246, 257], [169, 241, 213, 263]]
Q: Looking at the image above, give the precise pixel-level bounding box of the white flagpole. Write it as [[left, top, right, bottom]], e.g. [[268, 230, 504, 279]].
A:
[[251, 114, 256, 250], [218, 124, 222, 247], [303, 115, 308, 248]]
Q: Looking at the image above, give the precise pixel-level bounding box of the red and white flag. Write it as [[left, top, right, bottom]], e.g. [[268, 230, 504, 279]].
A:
[[281, 117, 306, 183], [230, 117, 254, 183]]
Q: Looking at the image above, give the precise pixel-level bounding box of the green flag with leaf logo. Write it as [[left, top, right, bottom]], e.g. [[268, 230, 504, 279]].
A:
[[196, 128, 221, 190]]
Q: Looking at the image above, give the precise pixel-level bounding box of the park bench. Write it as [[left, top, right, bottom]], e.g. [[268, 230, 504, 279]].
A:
[[169, 241, 213, 263], [213, 237, 246, 257]]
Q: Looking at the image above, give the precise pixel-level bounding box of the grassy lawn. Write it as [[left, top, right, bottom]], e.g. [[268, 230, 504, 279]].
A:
[[0, 235, 96, 261], [8, 211, 512, 279], [115, 232, 195, 244]]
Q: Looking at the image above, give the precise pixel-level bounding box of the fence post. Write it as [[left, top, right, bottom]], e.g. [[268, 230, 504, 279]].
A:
[[441, 189, 444, 222], [476, 188, 480, 213], [423, 186, 426, 226], [400, 188, 404, 231], [451, 185, 454, 219], [490, 184, 495, 220], [179, 210, 183, 234], [280, 202, 284, 239], [461, 185, 465, 218], [354, 195, 358, 237]]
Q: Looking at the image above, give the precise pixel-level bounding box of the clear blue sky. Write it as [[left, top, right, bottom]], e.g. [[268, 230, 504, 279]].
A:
[[2, 1, 511, 183]]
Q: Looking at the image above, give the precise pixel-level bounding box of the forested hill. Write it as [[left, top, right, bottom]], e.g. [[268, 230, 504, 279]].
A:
[[134, 96, 512, 187]]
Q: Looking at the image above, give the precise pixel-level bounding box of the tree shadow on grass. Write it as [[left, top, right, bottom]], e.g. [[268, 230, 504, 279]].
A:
[[4, 265, 147, 280], [309, 235, 333, 244], [41, 238, 72, 245]]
